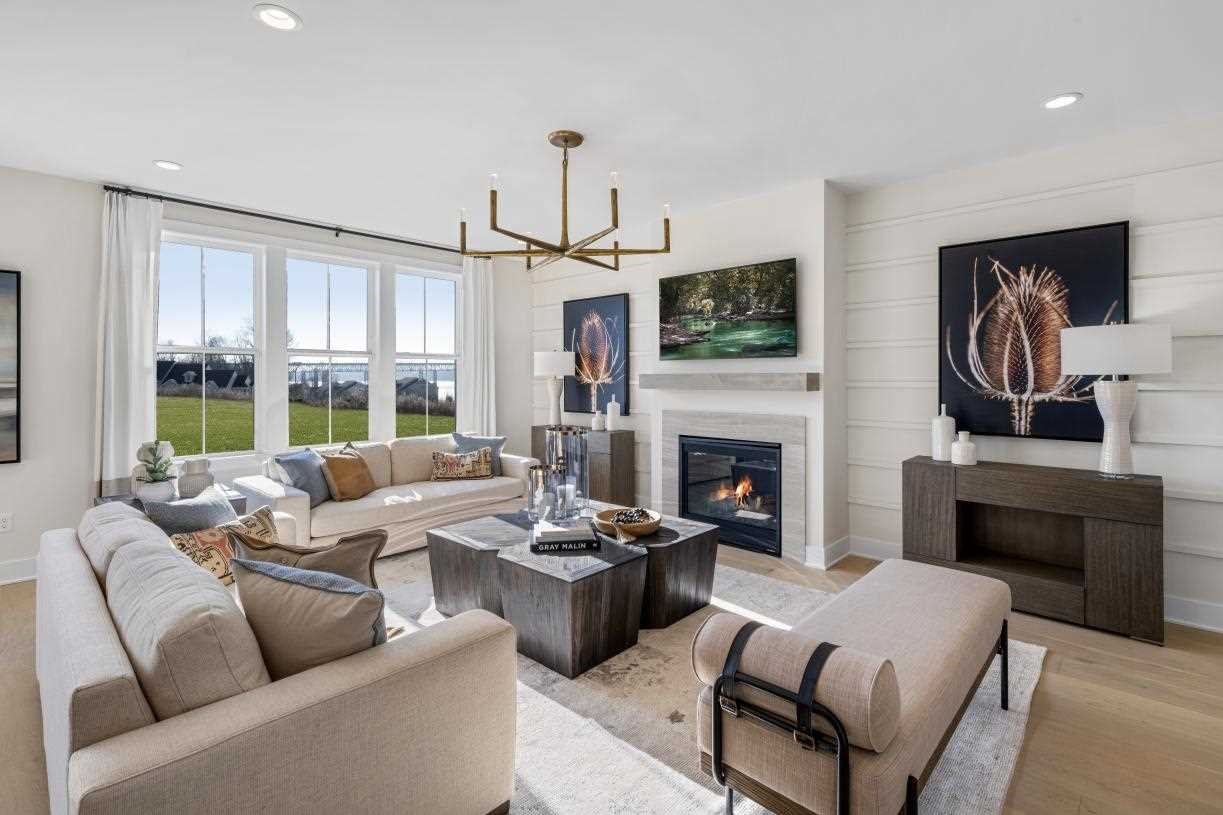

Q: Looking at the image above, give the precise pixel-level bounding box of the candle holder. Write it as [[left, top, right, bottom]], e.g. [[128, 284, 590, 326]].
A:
[[542, 425, 590, 519]]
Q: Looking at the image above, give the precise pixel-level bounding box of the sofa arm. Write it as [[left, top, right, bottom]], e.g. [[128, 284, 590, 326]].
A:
[[232, 475, 311, 548], [68, 610, 517, 815], [499, 453, 539, 483]]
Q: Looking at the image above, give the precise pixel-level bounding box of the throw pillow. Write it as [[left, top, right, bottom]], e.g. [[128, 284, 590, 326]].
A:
[[231, 558, 387, 680], [452, 432, 508, 476], [168, 506, 279, 585], [234, 528, 386, 588], [431, 447, 493, 481], [143, 485, 239, 535], [272, 449, 331, 508], [320, 444, 377, 501]]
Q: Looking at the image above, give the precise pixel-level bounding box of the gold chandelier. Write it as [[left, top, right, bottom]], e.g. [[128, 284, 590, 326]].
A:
[[459, 130, 671, 271]]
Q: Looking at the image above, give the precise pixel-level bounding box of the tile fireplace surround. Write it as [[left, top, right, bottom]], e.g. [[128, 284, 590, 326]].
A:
[[660, 410, 806, 561]]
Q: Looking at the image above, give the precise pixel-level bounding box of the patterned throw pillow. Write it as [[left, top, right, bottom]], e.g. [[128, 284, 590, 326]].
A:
[[452, 432, 507, 476], [430, 447, 493, 481], [169, 507, 279, 585], [321, 444, 377, 501]]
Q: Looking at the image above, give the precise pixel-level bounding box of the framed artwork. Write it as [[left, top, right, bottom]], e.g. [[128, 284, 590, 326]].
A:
[[0, 270, 19, 463], [659, 258, 797, 360], [563, 293, 630, 414], [939, 222, 1128, 442]]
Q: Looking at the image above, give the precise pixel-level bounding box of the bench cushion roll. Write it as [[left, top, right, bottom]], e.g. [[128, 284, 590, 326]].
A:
[[691, 612, 900, 753]]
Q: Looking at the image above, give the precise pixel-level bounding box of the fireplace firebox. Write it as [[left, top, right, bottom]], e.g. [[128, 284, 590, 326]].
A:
[[679, 435, 781, 557]]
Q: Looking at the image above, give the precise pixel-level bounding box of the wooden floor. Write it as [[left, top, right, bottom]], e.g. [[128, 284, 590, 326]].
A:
[[718, 546, 1223, 815]]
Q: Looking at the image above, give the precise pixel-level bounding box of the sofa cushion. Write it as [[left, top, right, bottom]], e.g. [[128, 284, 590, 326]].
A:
[[309, 476, 525, 539], [453, 432, 508, 476], [236, 529, 386, 587], [322, 445, 378, 501], [77, 502, 169, 581], [273, 449, 331, 508], [106, 542, 271, 720], [231, 558, 387, 680], [168, 507, 280, 585], [389, 435, 457, 485], [349, 441, 392, 488], [143, 485, 239, 535], [691, 612, 900, 752]]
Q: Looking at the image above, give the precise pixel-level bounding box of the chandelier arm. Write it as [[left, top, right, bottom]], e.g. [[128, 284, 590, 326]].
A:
[[488, 188, 565, 252], [560, 147, 570, 248], [459, 248, 559, 257]]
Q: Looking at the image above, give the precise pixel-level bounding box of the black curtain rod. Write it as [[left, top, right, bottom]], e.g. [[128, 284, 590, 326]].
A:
[[103, 185, 459, 255]]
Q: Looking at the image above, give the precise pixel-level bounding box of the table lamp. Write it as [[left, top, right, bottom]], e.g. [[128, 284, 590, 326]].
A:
[[534, 350, 574, 425], [1060, 323, 1172, 478]]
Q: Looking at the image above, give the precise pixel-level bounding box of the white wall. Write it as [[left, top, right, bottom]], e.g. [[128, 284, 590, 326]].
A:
[[843, 114, 1223, 632], [0, 166, 103, 582], [503, 178, 849, 565], [492, 257, 533, 456]]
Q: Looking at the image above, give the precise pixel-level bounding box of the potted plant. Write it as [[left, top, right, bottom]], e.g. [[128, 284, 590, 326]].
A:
[[134, 440, 178, 502]]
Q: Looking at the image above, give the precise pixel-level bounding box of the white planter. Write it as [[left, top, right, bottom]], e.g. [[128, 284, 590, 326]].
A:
[[135, 478, 178, 503]]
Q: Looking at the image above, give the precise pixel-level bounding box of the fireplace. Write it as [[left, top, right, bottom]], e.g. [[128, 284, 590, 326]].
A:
[[679, 435, 782, 557]]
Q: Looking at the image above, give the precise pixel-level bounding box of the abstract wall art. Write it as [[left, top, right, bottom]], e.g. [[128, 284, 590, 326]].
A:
[[939, 222, 1128, 442], [0, 270, 20, 463], [563, 293, 629, 414]]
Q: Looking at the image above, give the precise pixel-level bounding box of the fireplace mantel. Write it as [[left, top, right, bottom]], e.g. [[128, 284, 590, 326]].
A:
[[638, 372, 820, 392]]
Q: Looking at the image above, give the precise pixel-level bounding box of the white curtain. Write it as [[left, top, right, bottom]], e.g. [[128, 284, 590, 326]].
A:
[[95, 191, 162, 494], [456, 256, 497, 435]]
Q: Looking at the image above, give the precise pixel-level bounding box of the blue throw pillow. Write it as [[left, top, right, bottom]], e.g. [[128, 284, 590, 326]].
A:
[[144, 485, 239, 535], [273, 449, 331, 508], [452, 432, 507, 476]]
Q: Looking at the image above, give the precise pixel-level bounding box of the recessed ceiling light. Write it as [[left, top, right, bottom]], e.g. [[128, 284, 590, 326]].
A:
[[1043, 92, 1083, 110], [252, 3, 302, 31], [153, 160, 183, 171]]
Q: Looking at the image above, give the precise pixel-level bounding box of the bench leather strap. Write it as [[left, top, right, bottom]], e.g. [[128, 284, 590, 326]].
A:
[[796, 642, 840, 741], [719, 621, 763, 708]]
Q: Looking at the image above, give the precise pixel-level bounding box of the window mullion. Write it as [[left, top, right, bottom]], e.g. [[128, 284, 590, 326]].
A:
[[200, 251, 208, 454]]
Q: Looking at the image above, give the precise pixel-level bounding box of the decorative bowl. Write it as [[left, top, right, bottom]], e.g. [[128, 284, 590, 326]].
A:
[[593, 508, 662, 541]]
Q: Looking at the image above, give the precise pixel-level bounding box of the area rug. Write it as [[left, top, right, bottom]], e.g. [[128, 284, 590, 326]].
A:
[[376, 552, 1045, 814]]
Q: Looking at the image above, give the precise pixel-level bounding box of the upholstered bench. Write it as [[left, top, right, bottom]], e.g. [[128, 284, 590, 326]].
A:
[[692, 558, 1011, 815]]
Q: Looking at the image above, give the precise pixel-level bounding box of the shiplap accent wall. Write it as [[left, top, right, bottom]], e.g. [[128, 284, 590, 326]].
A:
[[843, 115, 1223, 631]]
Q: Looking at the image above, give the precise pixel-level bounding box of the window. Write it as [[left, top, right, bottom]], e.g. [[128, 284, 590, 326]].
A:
[[395, 272, 457, 436], [287, 257, 370, 446], [156, 241, 256, 455]]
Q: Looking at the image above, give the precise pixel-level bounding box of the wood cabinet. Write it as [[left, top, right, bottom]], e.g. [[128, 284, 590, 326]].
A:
[[902, 456, 1164, 643], [532, 426, 636, 507]]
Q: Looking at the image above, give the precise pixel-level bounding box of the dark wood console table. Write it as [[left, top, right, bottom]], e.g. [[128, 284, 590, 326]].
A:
[[532, 426, 635, 506], [902, 456, 1164, 643]]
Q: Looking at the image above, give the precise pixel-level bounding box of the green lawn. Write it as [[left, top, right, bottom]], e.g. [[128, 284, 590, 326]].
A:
[[157, 396, 455, 455]]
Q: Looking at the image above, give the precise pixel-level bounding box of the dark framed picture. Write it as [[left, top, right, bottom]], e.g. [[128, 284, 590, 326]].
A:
[[659, 258, 797, 360], [939, 222, 1128, 442], [0, 270, 20, 464], [563, 293, 630, 414]]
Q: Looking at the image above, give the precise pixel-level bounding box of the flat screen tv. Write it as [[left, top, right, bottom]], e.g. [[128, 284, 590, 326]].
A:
[[659, 258, 797, 360]]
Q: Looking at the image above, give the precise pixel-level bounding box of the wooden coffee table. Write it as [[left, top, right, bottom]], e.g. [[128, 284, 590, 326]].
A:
[[426, 513, 648, 677]]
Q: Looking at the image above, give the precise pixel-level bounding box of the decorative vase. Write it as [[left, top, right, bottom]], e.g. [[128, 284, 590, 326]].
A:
[[177, 457, 215, 499], [591, 409, 606, 431], [951, 431, 977, 466], [135, 478, 178, 503], [526, 464, 565, 522], [931, 403, 955, 462], [606, 397, 621, 431]]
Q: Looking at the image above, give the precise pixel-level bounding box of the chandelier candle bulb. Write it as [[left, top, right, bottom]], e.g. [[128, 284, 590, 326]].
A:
[[458, 207, 467, 224], [489, 173, 498, 191], [663, 203, 672, 220], [609, 171, 618, 189]]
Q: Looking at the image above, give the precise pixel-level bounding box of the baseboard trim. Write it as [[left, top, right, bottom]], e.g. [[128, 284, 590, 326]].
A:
[[806, 536, 851, 570], [0, 557, 36, 586], [849, 535, 901, 562], [1166, 595, 1223, 633]]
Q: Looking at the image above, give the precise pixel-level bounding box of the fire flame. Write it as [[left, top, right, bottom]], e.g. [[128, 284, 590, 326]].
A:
[[712, 474, 753, 507]]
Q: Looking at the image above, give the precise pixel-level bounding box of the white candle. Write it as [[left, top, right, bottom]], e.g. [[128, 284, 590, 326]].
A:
[[458, 207, 467, 224], [489, 173, 498, 191], [610, 171, 619, 189], [663, 202, 672, 220]]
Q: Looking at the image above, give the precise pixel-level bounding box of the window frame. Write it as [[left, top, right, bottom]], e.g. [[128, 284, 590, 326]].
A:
[[155, 230, 264, 458], [394, 265, 462, 437]]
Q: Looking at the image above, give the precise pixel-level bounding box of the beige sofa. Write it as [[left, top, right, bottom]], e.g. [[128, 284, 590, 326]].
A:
[[233, 435, 538, 555], [36, 504, 518, 815]]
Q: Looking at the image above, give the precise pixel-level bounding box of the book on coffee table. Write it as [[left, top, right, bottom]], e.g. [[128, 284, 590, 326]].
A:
[[530, 520, 600, 553]]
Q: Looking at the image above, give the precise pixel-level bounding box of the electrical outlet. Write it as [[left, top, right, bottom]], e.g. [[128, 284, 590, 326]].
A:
[[0, 512, 11, 534]]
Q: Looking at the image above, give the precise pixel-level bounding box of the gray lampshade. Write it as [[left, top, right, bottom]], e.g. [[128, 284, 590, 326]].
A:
[[534, 350, 574, 377], [1060, 324, 1172, 376]]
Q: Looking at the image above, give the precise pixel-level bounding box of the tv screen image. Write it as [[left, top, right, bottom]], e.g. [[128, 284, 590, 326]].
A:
[[658, 258, 797, 360]]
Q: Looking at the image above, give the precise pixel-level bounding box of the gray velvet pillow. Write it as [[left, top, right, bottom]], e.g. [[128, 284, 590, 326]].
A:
[[452, 432, 507, 476], [273, 449, 330, 508], [231, 558, 387, 680], [144, 485, 239, 535]]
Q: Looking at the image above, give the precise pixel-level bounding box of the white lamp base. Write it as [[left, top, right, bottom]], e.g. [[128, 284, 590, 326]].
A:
[[547, 377, 563, 425], [1094, 380, 1137, 479]]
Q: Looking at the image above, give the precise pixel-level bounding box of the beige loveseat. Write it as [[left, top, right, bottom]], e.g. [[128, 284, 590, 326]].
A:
[[233, 435, 538, 555], [36, 504, 518, 815]]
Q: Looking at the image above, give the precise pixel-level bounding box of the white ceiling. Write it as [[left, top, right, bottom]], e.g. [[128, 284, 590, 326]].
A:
[[2, 0, 1222, 248]]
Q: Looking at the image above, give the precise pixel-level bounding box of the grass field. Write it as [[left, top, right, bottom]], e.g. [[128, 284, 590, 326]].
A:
[[156, 396, 455, 455]]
